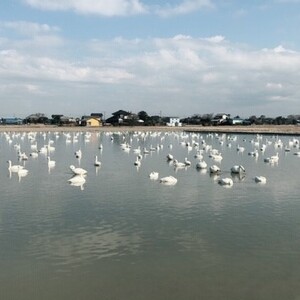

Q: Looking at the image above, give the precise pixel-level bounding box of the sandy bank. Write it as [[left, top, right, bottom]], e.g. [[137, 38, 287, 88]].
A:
[[0, 124, 299, 135]]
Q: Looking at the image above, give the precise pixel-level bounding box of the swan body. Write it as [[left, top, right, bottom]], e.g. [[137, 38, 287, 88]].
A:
[[7, 160, 24, 172], [209, 165, 221, 174], [184, 157, 191, 166], [75, 150, 82, 159], [248, 149, 259, 157], [18, 168, 29, 176], [218, 177, 233, 186], [149, 171, 159, 180], [18, 151, 28, 160], [134, 157, 141, 167], [264, 153, 279, 163], [68, 175, 86, 184], [70, 165, 87, 175], [174, 159, 186, 168], [231, 165, 246, 174], [159, 176, 178, 185], [47, 156, 56, 167], [30, 152, 39, 158], [254, 176, 267, 184], [196, 161, 207, 169], [166, 153, 173, 161], [237, 145, 245, 152]]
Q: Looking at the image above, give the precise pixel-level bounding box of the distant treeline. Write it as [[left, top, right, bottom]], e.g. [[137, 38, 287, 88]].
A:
[[1, 112, 300, 126], [180, 114, 300, 126]]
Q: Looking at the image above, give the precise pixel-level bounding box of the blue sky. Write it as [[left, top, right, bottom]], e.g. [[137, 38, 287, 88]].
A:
[[1, 0, 300, 118]]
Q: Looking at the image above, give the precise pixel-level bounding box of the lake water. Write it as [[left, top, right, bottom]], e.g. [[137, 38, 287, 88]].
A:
[[0, 130, 299, 300]]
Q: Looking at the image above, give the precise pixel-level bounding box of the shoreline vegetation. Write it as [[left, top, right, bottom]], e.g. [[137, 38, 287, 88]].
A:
[[0, 124, 300, 135]]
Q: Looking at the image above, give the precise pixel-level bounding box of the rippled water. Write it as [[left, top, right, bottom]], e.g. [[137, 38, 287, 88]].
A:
[[0, 130, 299, 300]]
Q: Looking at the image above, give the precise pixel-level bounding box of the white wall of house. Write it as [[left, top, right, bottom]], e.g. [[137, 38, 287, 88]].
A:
[[167, 117, 182, 127]]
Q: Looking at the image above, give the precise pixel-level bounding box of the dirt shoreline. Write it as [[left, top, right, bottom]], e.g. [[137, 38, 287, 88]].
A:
[[0, 124, 300, 135]]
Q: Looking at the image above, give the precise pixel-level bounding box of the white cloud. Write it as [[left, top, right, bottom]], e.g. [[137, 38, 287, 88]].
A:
[[23, 0, 147, 16], [266, 82, 283, 89], [2, 32, 300, 117], [23, 0, 213, 16], [155, 0, 214, 17], [0, 21, 60, 36]]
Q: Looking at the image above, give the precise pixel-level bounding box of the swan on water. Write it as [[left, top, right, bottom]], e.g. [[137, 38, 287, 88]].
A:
[[236, 145, 245, 152], [68, 175, 86, 190], [94, 155, 101, 167], [254, 176, 267, 184], [218, 177, 233, 186], [30, 152, 39, 158], [68, 175, 86, 184], [209, 165, 221, 174], [7, 160, 24, 172], [166, 153, 174, 161], [231, 165, 246, 174], [264, 153, 279, 163], [75, 149, 82, 159], [173, 159, 186, 168], [47, 156, 56, 167], [18, 168, 28, 176], [17, 168, 29, 182], [149, 171, 159, 180], [134, 156, 141, 167], [159, 176, 178, 185], [248, 149, 259, 157], [184, 157, 191, 166], [196, 161, 207, 169], [70, 165, 87, 175]]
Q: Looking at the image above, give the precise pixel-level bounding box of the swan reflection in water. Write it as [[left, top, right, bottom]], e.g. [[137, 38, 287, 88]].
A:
[[68, 175, 86, 191]]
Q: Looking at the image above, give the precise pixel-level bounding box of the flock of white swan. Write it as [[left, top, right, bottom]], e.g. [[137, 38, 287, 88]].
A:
[[2, 130, 300, 189]]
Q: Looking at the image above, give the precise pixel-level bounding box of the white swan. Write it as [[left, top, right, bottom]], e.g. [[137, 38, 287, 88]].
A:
[[68, 175, 86, 190], [47, 156, 56, 167], [231, 165, 246, 174], [264, 153, 279, 163], [248, 149, 259, 157], [133, 146, 141, 154], [17, 168, 29, 182], [166, 153, 174, 161], [18, 151, 28, 161], [237, 145, 245, 152], [7, 160, 24, 172], [211, 153, 223, 161], [218, 177, 233, 186], [134, 156, 141, 167], [209, 165, 221, 174], [149, 171, 159, 180], [194, 150, 203, 160], [94, 155, 101, 167], [174, 159, 186, 168], [68, 175, 86, 184], [30, 152, 39, 158], [70, 165, 87, 175], [196, 160, 207, 169], [184, 157, 191, 166], [254, 176, 267, 184], [159, 176, 178, 185], [75, 149, 82, 159]]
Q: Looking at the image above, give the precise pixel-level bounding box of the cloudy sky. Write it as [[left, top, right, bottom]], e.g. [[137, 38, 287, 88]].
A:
[[1, 0, 300, 118]]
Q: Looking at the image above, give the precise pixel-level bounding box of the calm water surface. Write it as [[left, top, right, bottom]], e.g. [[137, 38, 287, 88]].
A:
[[0, 130, 299, 300]]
